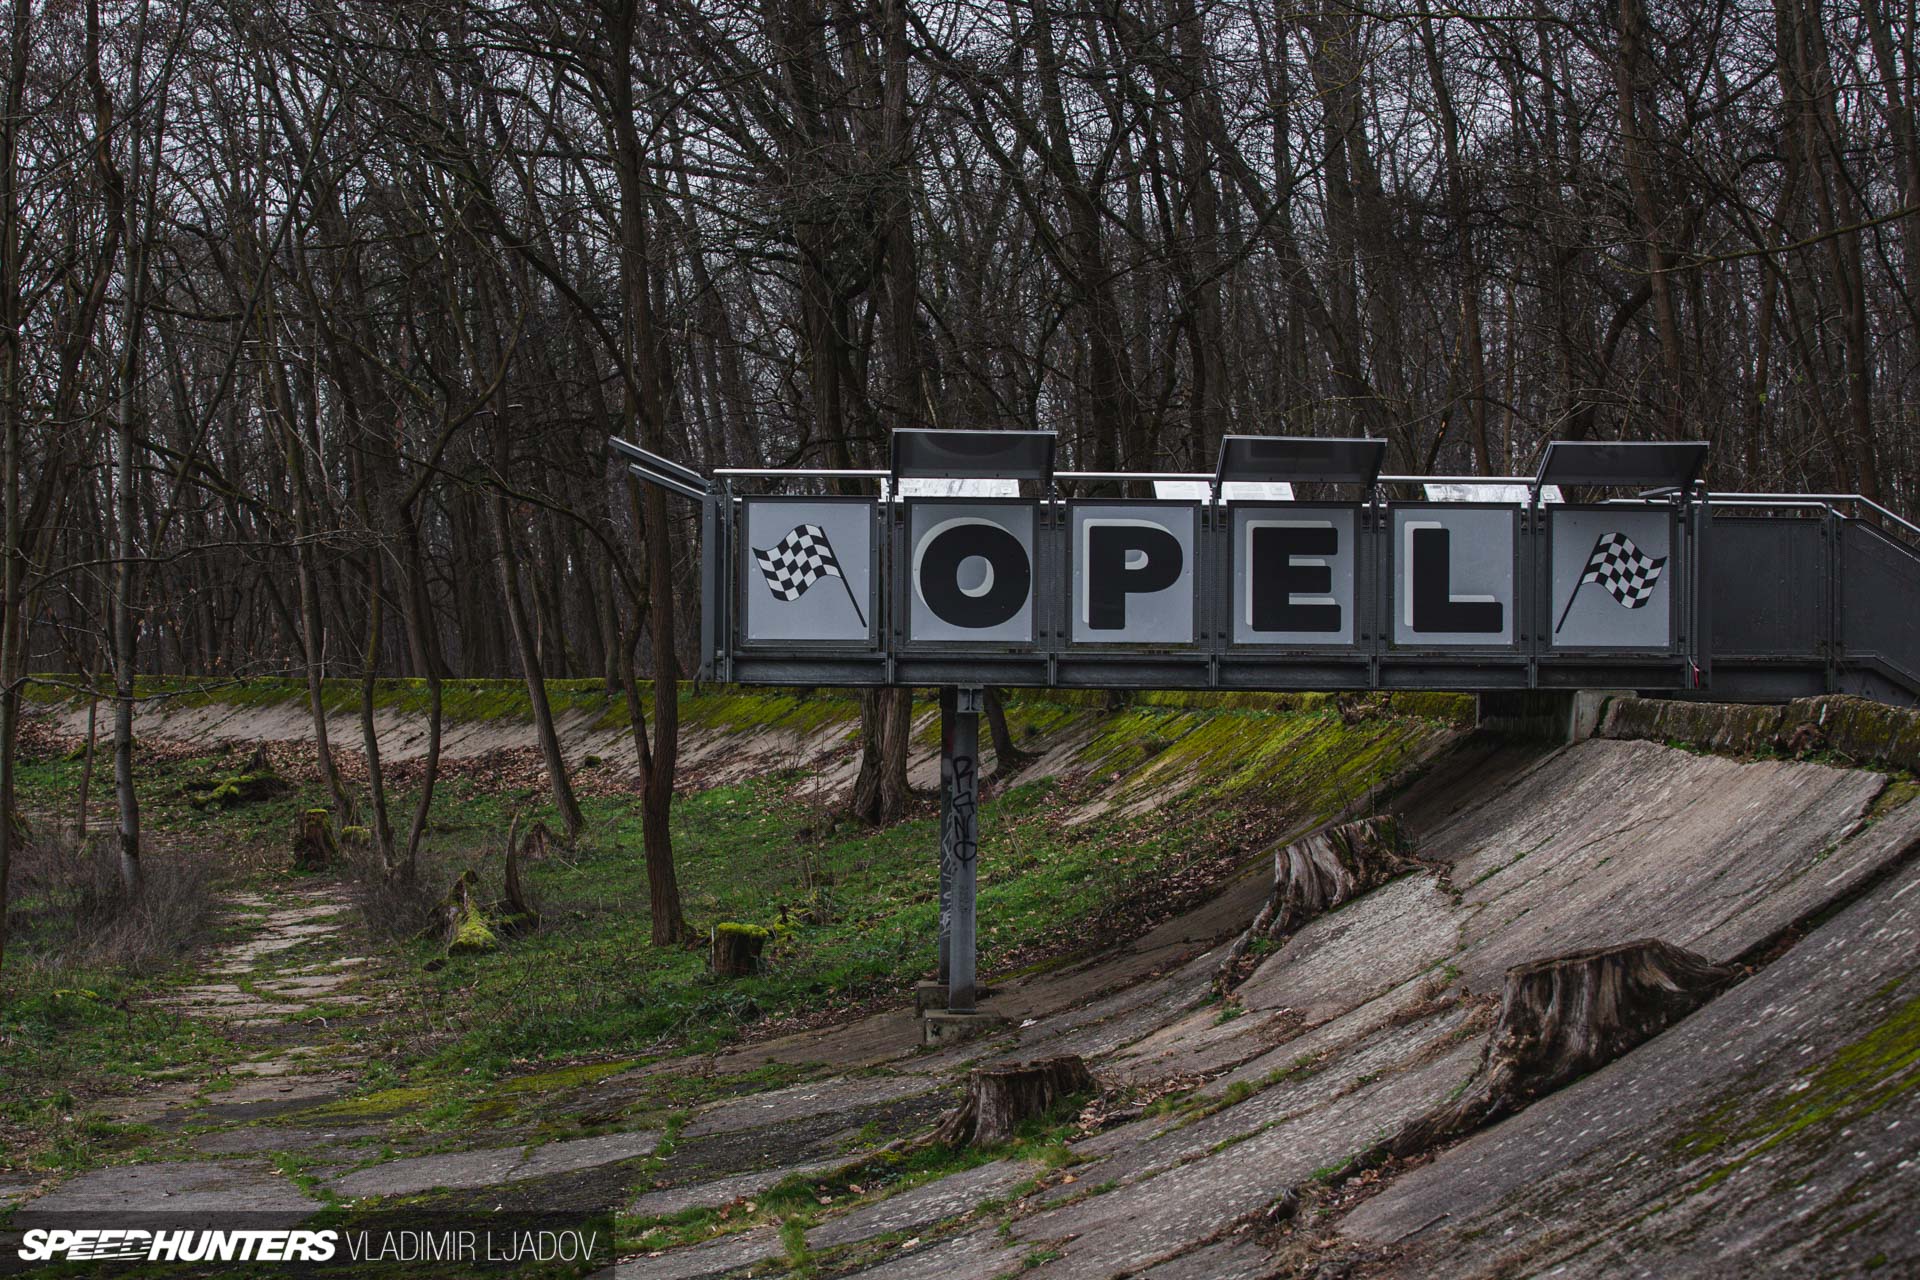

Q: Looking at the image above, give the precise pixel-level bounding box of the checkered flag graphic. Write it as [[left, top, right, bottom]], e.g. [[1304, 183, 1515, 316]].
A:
[[753, 524, 866, 627], [1556, 532, 1667, 633]]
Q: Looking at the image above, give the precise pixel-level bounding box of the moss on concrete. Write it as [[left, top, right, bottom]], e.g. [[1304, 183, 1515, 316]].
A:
[[293, 1086, 440, 1121], [1602, 694, 1920, 774], [1781, 697, 1920, 772], [22, 675, 1470, 734], [1674, 989, 1920, 1193], [1069, 700, 1456, 812], [1601, 698, 1787, 756]]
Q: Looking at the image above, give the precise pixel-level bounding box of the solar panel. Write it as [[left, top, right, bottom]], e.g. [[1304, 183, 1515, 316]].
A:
[[1534, 441, 1708, 492], [891, 429, 1056, 483], [1215, 436, 1385, 487]]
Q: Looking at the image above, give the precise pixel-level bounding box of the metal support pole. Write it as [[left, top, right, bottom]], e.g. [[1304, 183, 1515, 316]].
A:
[[944, 686, 983, 1012], [937, 687, 955, 985]]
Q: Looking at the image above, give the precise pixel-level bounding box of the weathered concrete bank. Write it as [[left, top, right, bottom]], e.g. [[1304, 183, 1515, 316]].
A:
[[576, 696, 1920, 1279], [12, 687, 1920, 1278]]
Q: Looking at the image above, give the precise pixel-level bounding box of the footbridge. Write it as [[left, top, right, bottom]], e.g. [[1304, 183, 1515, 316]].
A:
[[617, 429, 1920, 708], [616, 428, 1920, 1024]]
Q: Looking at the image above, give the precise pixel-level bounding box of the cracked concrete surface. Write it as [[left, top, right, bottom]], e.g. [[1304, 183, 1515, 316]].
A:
[[12, 704, 1920, 1280]]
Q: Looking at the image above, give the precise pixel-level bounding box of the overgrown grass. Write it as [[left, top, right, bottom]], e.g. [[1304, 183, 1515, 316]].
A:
[[0, 977, 235, 1173], [345, 768, 1267, 1111], [1, 746, 301, 1169], [2, 679, 1470, 1159]]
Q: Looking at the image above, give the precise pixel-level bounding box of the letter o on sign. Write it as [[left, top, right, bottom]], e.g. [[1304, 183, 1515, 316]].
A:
[[910, 506, 1044, 644]]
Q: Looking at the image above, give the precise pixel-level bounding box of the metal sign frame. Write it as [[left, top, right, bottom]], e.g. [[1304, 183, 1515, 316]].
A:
[[629, 430, 1920, 706], [625, 431, 1920, 1031], [710, 489, 1710, 694]]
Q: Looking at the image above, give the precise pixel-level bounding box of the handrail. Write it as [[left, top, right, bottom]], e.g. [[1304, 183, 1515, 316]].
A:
[[1377, 474, 1536, 486], [712, 467, 891, 479], [702, 465, 1917, 538], [1707, 492, 1920, 541], [1055, 470, 1211, 483], [611, 438, 711, 493]]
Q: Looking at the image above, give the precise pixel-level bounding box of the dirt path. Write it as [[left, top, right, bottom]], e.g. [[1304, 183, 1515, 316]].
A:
[[7, 878, 675, 1229], [6, 884, 378, 1217]]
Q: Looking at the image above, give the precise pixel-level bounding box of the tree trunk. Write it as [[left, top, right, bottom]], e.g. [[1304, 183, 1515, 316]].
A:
[[0, 676, 14, 969], [1615, 0, 1687, 435], [357, 533, 397, 872], [1420, 14, 1491, 472], [983, 687, 1031, 771], [439, 869, 495, 954], [502, 813, 540, 928], [0, 0, 22, 972], [849, 687, 915, 825], [604, 7, 686, 945], [398, 518, 442, 881], [488, 431, 585, 838], [1384, 939, 1737, 1160], [76, 676, 99, 837], [92, 0, 149, 895], [930, 1056, 1096, 1148]]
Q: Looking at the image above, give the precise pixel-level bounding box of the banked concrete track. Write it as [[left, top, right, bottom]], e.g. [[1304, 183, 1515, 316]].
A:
[[14, 694, 1920, 1278], [586, 700, 1920, 1279]]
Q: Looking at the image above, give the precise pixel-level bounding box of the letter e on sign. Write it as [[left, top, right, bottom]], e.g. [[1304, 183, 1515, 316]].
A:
[[1233, 506, 1355, 646]]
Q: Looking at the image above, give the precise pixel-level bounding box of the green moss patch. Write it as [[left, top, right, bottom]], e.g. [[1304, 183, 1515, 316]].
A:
[[1674, 990, 1920, 1193], [292, 1086, 442, 1122]]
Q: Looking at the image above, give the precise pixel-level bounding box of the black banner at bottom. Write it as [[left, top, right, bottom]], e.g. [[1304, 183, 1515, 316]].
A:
[[2, 1211, 613, 1279]]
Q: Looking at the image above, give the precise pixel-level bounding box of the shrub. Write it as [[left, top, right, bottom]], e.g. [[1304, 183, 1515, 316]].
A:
[[5, 827, 214, 975]]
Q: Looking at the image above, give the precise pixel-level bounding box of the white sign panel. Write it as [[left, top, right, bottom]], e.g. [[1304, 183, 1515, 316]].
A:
[[1069, 504, 1196, 644], [1392, 507, 1515, 646], [1549, 509, 1672, 649], [1232, 506, 1356, 646], [742, 499, 873, 644], [907, 502, 1037, 644]]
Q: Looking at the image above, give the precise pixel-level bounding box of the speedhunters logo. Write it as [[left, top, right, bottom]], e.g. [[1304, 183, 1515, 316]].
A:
[[18, 1229, 336, 1263], [4, 1214, 610, 1275]]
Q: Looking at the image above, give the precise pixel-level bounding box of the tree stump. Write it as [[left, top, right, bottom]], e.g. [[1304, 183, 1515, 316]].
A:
[[516, 819, 558, 862], [711, 924, 768, 977], [500, 815, 541, 933], [1385, 938, 1738, 1160], [930, 1056, 1096, 1148], [1217, 815, 1420, 990], [292, 808, 339, 872]]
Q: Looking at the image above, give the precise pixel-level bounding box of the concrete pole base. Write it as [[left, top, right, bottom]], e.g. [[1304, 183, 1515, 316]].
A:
[[921, 1009, 1008, 1048], [913, 981, 948, 1014]]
